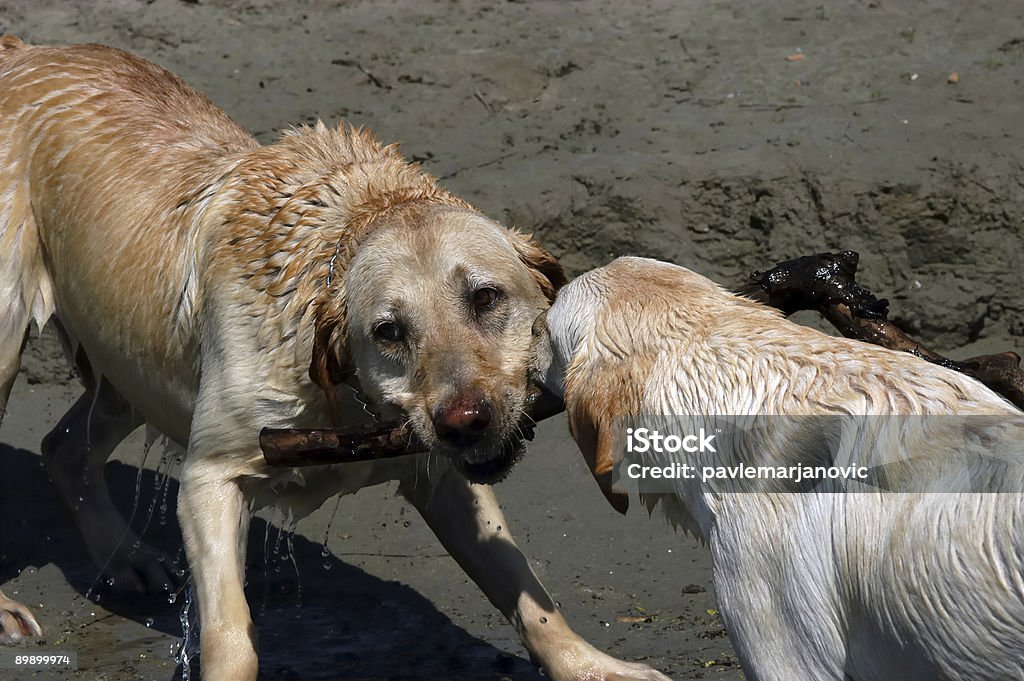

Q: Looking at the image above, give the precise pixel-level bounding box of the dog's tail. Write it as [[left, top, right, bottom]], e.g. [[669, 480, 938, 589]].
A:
[[0, 38, 56, 421]]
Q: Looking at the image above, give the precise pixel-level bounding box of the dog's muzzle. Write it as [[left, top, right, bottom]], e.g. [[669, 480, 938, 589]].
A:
[[440, 384, 565, 485]]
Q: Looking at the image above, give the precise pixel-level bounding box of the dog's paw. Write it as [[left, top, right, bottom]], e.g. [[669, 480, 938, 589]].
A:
[[0, 593, 42, 644], [540, 641, 672, 681], [95, 543, 180, 600]]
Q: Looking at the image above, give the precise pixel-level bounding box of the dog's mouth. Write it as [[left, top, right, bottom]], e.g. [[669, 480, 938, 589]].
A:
[[448, 384, 564, 484], [449, 433, 527, 485]]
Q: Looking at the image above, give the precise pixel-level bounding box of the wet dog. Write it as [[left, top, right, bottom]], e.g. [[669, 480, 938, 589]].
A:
[[534, 256, 1024, 681], [0, 38, 668, 681]]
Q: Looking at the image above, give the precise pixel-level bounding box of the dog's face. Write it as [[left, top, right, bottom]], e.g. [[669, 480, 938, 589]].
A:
[[344, 205, 563, 483]]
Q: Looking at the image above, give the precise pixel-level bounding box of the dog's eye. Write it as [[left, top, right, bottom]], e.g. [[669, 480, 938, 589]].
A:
[[472, 287, 502, 313], [373, 321, 404, 343]]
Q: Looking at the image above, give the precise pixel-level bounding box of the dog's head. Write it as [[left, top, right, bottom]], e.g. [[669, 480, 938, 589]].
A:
[[529, 263, 628, 511], [530, 257, 697, 513], [314, 202, 564, 483]]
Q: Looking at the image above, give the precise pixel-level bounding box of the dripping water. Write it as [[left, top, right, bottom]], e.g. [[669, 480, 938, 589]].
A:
[[320, 495, 342, 571], [82, 429, 156, 604], [173, 581, 199, 681]]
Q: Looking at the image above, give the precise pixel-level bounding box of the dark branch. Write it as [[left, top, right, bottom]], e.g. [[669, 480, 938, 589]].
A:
[[739, 250, 1024, 410]]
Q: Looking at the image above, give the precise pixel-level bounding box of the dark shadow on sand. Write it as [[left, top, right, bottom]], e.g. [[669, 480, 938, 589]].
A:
[[0, 443, 543, 680]]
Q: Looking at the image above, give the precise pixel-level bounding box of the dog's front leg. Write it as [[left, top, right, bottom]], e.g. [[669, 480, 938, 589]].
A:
[[400, 466, 671, 681], [178, 458, 257, 681]]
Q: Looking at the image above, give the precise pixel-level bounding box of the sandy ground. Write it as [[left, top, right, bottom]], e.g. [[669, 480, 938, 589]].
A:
[[1, 0, 1022, 679]]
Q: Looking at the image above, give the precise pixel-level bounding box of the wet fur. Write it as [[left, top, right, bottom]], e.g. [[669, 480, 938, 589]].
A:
[[0, 38, 671, 681], [538, 256, 1024, 681]]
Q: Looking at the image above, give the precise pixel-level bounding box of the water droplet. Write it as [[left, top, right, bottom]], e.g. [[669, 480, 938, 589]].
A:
[[496, 525, 502, 532], [402, 520, 411, 528], [322, 562, 332, 571], [539, 616, 548, 624], [145, 617, 154, 628], [321, 547, 330, 558], [167, 593, 177, 604]]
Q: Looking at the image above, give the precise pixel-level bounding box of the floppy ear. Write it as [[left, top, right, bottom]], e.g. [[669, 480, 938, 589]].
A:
[[308, 309, 358, 425], [567, 399, 630, 515], [309, 311, 344, 387], [510, 230, 567, 303]]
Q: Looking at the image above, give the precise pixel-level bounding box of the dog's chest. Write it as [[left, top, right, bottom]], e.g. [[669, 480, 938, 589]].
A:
[[250, 383, 418, 520], [253, 455, 418, 522]]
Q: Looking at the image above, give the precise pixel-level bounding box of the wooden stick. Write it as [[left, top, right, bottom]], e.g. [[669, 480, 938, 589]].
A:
[[740, 250, 1024, 410], [260, 421, 420, 468], [260, 387, 566, 468]]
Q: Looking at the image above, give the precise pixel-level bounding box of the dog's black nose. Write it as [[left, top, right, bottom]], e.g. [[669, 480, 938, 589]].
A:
[[432, 393, 493, 446]]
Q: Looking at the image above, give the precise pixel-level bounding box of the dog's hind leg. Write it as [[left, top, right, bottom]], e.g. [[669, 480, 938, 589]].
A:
[[0, 589, 41, 644], [41, 365, 177, 597], [0, 177, 48, 640]]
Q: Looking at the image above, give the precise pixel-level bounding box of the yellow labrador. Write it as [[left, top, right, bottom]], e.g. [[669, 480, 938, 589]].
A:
[[0, 38, 668, 681], [533, 256, 1024, 681]]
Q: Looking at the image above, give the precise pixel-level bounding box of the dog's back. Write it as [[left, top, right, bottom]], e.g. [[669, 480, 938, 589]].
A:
[[545, 256, 1024, 680], [0, 37, 258, 428]]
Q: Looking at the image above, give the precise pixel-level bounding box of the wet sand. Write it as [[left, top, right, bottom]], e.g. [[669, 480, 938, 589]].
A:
[[1, 1, 1023, 679]]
